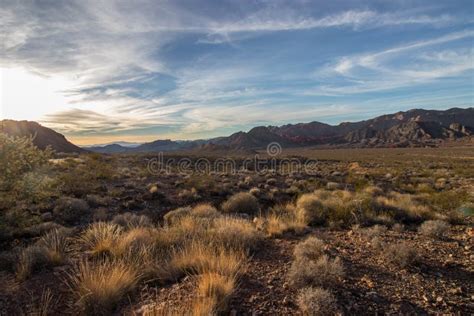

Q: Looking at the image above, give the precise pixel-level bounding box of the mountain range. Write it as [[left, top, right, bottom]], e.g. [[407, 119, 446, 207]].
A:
[[1, 107, 473, 153], [0, 119, 86, 153]]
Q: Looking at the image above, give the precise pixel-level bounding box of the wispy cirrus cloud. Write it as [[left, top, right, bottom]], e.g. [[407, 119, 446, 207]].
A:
[[308, 30, 474, 95]]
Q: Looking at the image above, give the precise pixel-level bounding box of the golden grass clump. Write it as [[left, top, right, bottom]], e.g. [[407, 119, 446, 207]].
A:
[[77, 222, 123, 257], [295, 193, 326, 225], [261, 203, 308, 237], [196, 272, 236, 313], [163, 207, 193, 226], [221, 192, 260, 216], [27, 288, 56, 316], [191, 203, 220, 219], [208, 217, 263, 251], [37, 228, 70, 266], [69, 259, 140, 314], [296, 190, 373, 226], [16, 228, 71, 280], [375, 192, 432, 222], [170, 241, 245, 278], [114, 227, 158, 257]]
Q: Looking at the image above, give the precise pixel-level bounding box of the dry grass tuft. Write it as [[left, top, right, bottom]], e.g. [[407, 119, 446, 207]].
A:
[[37, 228, 70, 266], [296, 190, 374, 227], [16, 245, 52, 281], [259, 204, 308, 237], [361, 224, 388, 239], [221, 192, 260, 216], [209, 217, 263, 251], [163, 207, 193, 226], [77, 222, 123, 257], [69, 259, 140, 314], [27, 288, 56, 316], [192, 203, 220, 219], [196, 272, 236, 313], [296, 193, 327, 225], [375, 192, 432, 222], [170, 241, 245, 278], [114, 227, 157, 257]]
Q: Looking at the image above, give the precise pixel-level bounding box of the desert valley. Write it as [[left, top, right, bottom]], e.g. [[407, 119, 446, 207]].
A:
[[1, 107, 473, 315]]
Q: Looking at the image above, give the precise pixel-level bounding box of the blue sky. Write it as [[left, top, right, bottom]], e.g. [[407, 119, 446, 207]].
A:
[[1, 0, 473, 145]]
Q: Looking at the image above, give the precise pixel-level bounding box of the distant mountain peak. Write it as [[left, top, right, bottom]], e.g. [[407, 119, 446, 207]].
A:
[[1, 120, 85, 153]]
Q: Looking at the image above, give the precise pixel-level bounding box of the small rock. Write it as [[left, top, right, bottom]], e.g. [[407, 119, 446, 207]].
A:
[[249, 295, 258, 303], [448, 287, 463, 295], [41, 212, 53, 221]]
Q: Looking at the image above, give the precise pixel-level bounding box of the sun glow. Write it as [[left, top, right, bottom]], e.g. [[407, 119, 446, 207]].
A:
[[0, 67, 74, 120]]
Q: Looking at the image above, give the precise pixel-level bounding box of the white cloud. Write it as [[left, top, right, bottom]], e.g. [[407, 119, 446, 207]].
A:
[[309, 30, 474, 95]]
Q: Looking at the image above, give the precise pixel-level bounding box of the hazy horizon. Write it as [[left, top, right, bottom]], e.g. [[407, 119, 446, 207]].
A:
[[1, 0, 473, 145]]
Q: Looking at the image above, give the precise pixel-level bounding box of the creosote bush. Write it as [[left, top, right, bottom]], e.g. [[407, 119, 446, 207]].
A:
[[361, 224, 388, 239], [221, 192, 260, 216], [53, 197, 90, 224], [0, 133, 53, 192], [418, 220, 450, 238], [288, 255, 344, 288], [16, 246, 50, 281], [375, 192, 432, 222], [293, 237, 325, 261], [112, 212, 152, 229], [295, 193, 326, 225], [384, 242, 417, 268], [297, 287, 338, 316], [163, 207, 192, 226], [296, 190, 374, 227]]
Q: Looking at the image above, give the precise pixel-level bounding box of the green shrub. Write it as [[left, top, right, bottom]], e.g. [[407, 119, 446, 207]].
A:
[[0, 133, 53, 191], [53, 197, 90, 224]]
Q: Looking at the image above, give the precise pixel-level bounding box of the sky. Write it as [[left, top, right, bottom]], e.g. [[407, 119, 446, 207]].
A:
[[1, 0, 473, 145]]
